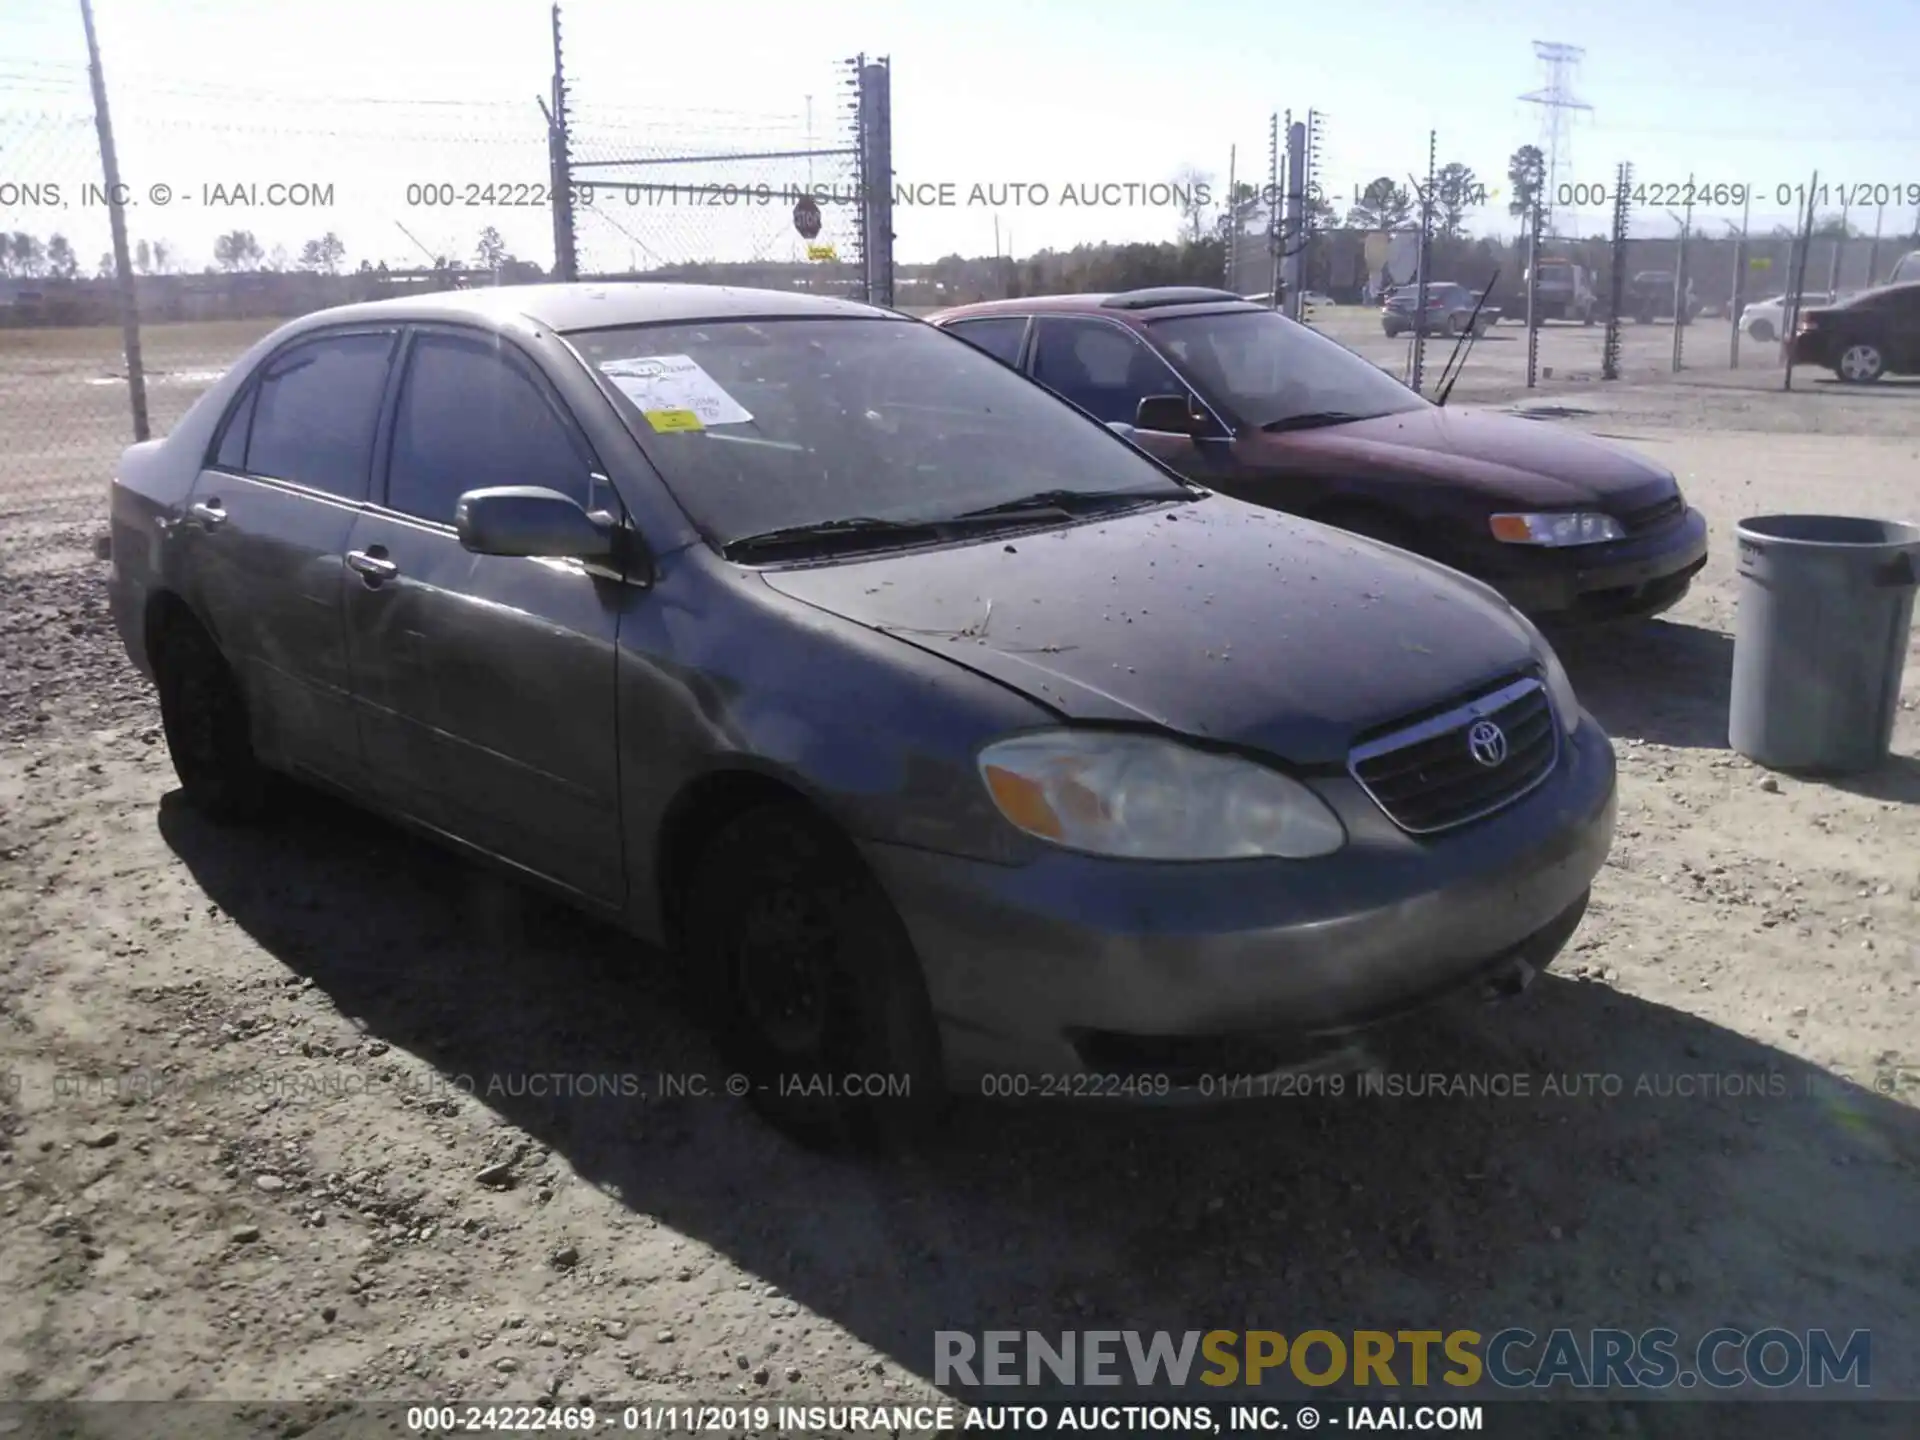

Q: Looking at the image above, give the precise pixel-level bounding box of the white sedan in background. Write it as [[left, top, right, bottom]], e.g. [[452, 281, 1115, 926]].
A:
[[1739, 291, 1847, 344]]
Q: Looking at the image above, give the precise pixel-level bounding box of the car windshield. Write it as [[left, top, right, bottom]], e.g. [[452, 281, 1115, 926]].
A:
[[1147, 307, 1427, 429], [563, 316, 1191, 548]]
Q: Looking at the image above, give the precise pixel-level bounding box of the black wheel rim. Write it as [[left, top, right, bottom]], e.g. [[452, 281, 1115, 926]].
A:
[[164, 657, 227, 785], [731, 885, 835, 1060]]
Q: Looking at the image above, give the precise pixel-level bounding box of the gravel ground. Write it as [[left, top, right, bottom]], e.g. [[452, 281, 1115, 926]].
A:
[[1, 374, 1917, 1439]]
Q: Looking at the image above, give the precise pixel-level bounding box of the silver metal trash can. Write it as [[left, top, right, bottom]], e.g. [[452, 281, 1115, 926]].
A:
[[1729, 514, 1920, 773]]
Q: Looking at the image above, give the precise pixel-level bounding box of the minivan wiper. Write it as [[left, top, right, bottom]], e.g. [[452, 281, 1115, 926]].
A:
[[1261, 411, 1369, 433], [949, 487, 1181, 520], [722, 516, 945, 559]]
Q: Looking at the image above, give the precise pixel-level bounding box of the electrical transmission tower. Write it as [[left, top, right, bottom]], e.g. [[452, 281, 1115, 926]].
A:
[[1518, 40, 1591, 238]]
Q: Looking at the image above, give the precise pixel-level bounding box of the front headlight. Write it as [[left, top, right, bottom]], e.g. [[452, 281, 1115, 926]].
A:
[[978, 731, 1346, 860], [1489, 512, 1626, 546]]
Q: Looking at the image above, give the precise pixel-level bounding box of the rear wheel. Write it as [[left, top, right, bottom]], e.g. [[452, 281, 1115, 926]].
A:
[[1445, 312, 1465, 337], [680, 802, 949, 1153], [1836, 343, 1885, 383], [151, 610, 272, 823]]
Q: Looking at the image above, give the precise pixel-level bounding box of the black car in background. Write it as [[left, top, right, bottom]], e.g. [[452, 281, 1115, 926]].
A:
[[1789, 281, 1920, 382]]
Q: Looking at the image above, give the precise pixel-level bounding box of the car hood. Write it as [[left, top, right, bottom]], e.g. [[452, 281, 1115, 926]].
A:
[[1257, 406, 1679, 510], [756, 497, 1539, 766]]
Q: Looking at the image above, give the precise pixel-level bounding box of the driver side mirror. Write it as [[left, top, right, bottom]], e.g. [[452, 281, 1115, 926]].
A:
[[456, 485, 615, 560], [1134, 394, 1205, 437]]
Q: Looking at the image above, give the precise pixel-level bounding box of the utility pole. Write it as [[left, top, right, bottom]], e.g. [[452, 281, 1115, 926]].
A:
[[1518, 41, 1592, 239], [80, 0, 147, 441]]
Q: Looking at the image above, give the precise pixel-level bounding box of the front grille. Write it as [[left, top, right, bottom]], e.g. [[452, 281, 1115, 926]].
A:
[[1621, 495, 1683, 533], [1349, 676, 1559, 834]]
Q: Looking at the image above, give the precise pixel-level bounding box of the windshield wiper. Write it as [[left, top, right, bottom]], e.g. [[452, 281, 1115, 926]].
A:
[[950, 488, 1182, 521], [1262, 411, 1371, 433], [722, 516, 945, 559]]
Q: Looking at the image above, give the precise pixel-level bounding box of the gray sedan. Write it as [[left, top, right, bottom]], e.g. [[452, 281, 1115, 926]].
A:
[[106, 283, 1616, 1151]]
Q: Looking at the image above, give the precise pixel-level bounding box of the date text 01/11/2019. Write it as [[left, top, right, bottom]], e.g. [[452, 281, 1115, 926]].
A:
[[1556, 180, 1920, 209], [403, 1402, 1487, 1433]]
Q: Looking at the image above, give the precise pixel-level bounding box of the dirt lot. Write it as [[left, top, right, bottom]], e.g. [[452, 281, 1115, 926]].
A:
[[1, 318, 1918, 1438]]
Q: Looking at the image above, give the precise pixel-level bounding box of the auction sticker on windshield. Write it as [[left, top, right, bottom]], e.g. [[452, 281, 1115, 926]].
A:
[[599, 354, 753, 432]]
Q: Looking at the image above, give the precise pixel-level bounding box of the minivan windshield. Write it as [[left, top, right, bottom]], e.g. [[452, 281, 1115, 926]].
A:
[[1147, 307, 1428, 430], [564, 317, 1191, 548]]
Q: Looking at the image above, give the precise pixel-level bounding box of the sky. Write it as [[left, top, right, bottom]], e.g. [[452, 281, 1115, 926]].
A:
[[3, 0, 1919, 277]]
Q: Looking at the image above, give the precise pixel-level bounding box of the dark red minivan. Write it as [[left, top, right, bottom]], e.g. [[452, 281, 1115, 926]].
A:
[[931, 288, 1708, 624]]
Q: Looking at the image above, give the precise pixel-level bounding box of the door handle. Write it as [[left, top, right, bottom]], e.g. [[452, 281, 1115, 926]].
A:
[[346, 548, 399, 585], [188, 499, 226, 529]]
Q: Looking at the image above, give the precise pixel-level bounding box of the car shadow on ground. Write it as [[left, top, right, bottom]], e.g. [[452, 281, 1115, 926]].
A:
[[1549, 619, 1734, 750], [158, 788, 1920, 1417]]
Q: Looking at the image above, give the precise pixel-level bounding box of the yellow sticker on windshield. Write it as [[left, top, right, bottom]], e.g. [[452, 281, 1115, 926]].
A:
[[644, 408, 704, 433]]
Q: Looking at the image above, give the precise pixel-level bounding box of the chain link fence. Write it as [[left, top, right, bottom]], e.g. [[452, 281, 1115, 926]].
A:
[[1285, 165, 1920, 401], [0, 19, 894, 548], [566, 57, 890, 303]]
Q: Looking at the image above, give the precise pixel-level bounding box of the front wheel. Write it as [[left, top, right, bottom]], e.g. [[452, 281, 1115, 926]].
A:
[[1747, 319, 1775, 343], [1836, 343, 1885, 383], [151, 611, 273, 823], [680, 803, 949, 1153]]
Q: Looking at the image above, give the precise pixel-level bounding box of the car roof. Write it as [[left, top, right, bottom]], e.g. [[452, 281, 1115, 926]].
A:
[[269, 282, 894, 336], [930, 288, 1261, 324], [1841, 280, 1920, 304]]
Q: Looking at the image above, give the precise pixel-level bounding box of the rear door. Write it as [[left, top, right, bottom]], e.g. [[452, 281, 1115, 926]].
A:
[[180, 327, 399, 787], [340, 326, 626, 906], [941, 315, 1030, 368]]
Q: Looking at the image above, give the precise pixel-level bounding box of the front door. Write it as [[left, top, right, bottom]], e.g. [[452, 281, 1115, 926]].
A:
[[1025, 316, 1242, 485], [341, 326, 626, 907], [177, 328, 399, 787]]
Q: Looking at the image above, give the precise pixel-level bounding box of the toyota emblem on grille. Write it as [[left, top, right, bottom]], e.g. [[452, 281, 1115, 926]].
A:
[[1467, 719, 1508, 768]]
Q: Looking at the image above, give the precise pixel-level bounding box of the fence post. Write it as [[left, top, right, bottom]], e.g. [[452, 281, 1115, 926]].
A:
[[1282, 121, 1306, 322], [1784, 171, 1818, 392], [80, 0, 147, 443], [545, 4, 578, 282], [1601, 162, 1631, 381], [1730, 193, 1749, 369], [1266, 112, 1282, 309], [857, 59, 894, 307], [1524, 196, 1542, 388], [1408, 130, 1435, 394], [1670, 184, 1692, 373]]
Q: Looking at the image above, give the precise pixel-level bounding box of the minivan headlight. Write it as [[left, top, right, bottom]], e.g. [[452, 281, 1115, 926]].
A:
[[1489, 512, 1625, 546], [978, 731, 1346, 860]]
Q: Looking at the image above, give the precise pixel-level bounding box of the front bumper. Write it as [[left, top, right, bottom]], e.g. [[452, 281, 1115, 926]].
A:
[[863, 715, 1617, 1088], [1468, 506, 1709, 623]]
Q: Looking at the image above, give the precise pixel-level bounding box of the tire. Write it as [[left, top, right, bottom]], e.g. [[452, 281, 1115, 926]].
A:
[[1444, 313, 1464, 337], [1747, 319, 1774, 343], [680, 802, 948, 1153], [151, 610, 272, 823], [1836, 343, 1885, 383]]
